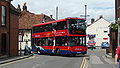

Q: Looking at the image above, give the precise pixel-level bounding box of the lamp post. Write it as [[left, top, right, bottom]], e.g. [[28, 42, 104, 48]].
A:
[[80, 5, 90, 26], [56, 6, 58, 20], [85, 5, 87, 20], [80, 5, 90, 20]]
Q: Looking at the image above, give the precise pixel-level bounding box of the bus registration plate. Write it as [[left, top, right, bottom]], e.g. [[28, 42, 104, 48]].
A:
[[77, 52, 81, 53]]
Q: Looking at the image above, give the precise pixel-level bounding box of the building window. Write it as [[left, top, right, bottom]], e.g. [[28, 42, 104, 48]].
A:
[[104, 31, 108, 33], [1, 6, 6, 26], [118, 0, 120, 9]]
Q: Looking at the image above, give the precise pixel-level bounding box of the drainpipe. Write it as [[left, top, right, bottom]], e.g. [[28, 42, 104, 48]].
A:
[[9, 0, 11, 56], [118, 22, 120, 46]]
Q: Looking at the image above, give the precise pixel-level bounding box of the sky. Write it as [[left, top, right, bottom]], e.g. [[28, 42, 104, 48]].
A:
[[11, 0, 115, 23]]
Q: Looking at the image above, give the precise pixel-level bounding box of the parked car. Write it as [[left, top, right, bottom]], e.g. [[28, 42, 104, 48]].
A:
[[101, 42, 109, 49], [87, 45, 96, 49], [87, 40, 96, 49]]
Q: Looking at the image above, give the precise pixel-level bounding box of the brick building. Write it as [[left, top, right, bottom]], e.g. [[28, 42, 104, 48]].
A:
[[0, 0, 20, 56], [18, 3, 54, 50]]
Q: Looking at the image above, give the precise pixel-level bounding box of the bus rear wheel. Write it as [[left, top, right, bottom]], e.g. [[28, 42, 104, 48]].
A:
[[70, 54, 76, 57], [55, 49, 60, 55]]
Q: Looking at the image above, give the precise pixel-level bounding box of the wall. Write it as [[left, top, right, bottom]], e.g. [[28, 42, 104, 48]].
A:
[[10, 9, 19, 56], [0, 1, 10, 56], [0, 1, 20, 56]]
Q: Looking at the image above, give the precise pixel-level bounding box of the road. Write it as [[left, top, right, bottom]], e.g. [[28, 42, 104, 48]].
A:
[[0, 54, 85, 68]]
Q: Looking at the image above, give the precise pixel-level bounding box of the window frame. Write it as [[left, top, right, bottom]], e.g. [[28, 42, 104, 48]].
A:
[[104, 31, 108, 33], [1, 6, 6, 26]]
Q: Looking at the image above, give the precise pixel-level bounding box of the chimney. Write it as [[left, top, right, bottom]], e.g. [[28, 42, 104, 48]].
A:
[[17, 4, 21, 11], [5, 0, 13, 2], [42, 15, 46, 23], [50, 15, 55, 20], [99, 15, 103, 19], [50, 15, 53, 19], [23, 2, 27, 11], [91, 18, 95, 24]]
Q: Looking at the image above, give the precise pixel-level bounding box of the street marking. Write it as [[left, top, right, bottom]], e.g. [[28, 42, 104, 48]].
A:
[[83, 58, 86, 68], [91, 55, 104, 64], [102, 56, 114, 64], [80, 57, 86, 68], [32, 64, 40, 68], [0, 56, 34, 67]]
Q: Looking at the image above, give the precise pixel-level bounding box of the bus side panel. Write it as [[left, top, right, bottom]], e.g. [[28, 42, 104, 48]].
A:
[[54, 46, 87, 55], [37, 46, 53, 54], [54, 46, 70, 55], [36, 46, 87, 55]]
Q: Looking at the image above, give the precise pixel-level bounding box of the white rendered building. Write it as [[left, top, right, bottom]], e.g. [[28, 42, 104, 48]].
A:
[[86, 16, 110, 46]]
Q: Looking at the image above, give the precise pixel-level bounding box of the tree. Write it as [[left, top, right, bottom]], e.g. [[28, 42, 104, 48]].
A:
[[109, 23, 118, 30]]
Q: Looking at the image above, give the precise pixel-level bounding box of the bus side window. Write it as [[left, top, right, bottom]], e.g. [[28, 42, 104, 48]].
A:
[[48, 24, 52, 31], [48, 38, 53, 46], [56, 21, 66, 30], [80, 37, 82, 45], [52, 23, 57, 30], [63, 21, 67, 29], [71, 38, 75, 45]]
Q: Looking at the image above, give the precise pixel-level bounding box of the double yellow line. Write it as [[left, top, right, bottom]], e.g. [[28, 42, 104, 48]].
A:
[[80, 57, 86, 68]]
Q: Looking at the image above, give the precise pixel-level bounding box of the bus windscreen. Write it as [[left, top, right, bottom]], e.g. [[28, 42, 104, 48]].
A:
[[68, 19, 86, 34]]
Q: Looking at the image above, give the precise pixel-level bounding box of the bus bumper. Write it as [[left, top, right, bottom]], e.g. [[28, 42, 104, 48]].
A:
[[70, 51, 87, 54]]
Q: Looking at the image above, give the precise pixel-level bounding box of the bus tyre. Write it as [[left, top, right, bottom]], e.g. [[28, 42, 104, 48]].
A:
[[70, 54, 76, 57], [37, 48, 40, 54], [56, 49, 60, 55]]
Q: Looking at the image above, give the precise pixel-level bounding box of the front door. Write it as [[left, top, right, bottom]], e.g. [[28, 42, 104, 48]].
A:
[[1, 33, 7, 55]]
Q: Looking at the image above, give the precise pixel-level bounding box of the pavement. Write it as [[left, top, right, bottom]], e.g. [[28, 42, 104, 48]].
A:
[[0, 52, 33, 65], [84, 49, 118, 68]]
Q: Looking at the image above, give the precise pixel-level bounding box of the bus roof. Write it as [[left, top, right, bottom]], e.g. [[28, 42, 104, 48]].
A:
[[33, 17, 85, 27]]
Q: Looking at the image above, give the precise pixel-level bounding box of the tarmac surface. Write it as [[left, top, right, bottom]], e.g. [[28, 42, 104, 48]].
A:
[[0, 48, 118, 68], [0, 54, 83, 68]]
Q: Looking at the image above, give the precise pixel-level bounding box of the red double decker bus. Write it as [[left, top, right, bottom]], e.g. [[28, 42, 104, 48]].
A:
[[32, 17, 87, 56]]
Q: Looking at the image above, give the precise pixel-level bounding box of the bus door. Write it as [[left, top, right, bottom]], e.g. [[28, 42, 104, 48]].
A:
[[54, 36, 68, 54], [52, 37, 55, 53]]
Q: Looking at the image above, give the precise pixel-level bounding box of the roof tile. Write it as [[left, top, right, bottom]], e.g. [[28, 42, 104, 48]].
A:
[[19, 11, 53, 29]]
